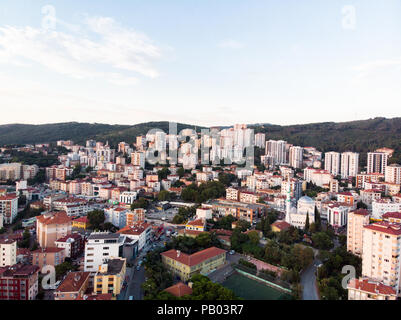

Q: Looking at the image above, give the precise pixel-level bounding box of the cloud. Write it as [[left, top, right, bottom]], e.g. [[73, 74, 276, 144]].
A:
[[352, 58, 401, 80], [0, 16, 163, 85], [218, 39, 244, 49]]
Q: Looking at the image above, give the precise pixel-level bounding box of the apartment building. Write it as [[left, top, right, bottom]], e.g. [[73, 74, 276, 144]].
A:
[[0, 239, 17, 267], [131, 151, 145, 169], [324, 152, 341, 176], [55, 233, 85, 258], [385, 164, 401, 185], [0, 193, 19, 224], [341, 152, 359, 179], [32, 247, 66, 270], [0, 264, 40, 300], [362, 222, 401, 296], [117, 222, 151, 251], [347, 209, 370, 257], [372, 199, 401, 220], [84, 232, 124, 273], [36, 211, 72, 248], [93, 258, 126, 297], [367, 152, 388, 174], [161, 247, 226, 281], [54, 271, 91, 300], [289, 146, 303, 169], [348, 277, 397, 300]]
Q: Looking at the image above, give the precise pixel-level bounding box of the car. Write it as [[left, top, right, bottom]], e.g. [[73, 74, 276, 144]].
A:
[[136, 266, 141, 271], [229, 250, 235, 255], [129, 296, 134, 300]]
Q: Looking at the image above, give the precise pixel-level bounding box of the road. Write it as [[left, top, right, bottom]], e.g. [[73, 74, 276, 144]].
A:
[[301, 258, 321, 300]]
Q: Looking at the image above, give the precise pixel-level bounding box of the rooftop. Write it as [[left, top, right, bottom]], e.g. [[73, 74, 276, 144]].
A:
[[161, 247, 226, 267]]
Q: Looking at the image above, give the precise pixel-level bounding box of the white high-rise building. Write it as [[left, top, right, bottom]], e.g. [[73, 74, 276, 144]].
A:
[[324, 152, 341, 176], [367, 152, 388, 174], [289, 146, 303, 169], [254, 133, 266, 149], [385, 164, 401, 185], [266, 140, 287, 166], [341, 152, 359, 179]]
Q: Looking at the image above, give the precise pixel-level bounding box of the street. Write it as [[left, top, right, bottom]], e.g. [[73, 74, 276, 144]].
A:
[[301, 257, 321, 300]]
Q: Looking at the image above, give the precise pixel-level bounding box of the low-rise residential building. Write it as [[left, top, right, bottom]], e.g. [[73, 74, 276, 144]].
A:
[[54, 271, 91, 300], [55, 233, 85, 258], [161, 247, 227, 281], [93, 257, 126, 297], [117, 222, 151, 251], [32, 247, 66, 269]]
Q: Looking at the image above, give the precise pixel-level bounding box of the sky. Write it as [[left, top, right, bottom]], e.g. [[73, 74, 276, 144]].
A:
[[0, 0, 400, 127]]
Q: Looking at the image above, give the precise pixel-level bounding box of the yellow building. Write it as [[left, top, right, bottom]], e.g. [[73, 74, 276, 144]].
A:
[[93, 258, 126, 297], [72, 216, 88, 230], [161, 247, 226, 281], [185, 219, 206, 232]]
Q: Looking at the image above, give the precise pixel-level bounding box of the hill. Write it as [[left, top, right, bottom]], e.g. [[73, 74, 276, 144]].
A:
[[250, 117, 401, 165], [0, 117, 400, 165], [0, 121, 204, 147]]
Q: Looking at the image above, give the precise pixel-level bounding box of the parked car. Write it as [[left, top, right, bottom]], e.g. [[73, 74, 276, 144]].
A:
[[129, 296, 134, 300], [229, 250, 235, 255]]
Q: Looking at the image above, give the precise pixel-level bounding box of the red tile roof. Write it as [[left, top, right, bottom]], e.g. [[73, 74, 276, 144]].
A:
[[161, 247, 226, 267], [349, 278, 396, 296], [351, 209, 370, 216], [164, 282, 193, 297], [36, 211, 72, 225], [272, 220, 291, 231], [364, 221, 401, 236], [56, 272, 90, 293], [382, 212, 401, 220]]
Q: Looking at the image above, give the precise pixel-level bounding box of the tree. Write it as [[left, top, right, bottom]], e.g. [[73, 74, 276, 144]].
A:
[[304, 213, 310, 233], [177, 167, 185, 178], [312, 232, 334, 250], [87, 210, 105, 230], [131, 198, 149, 210], [247, 231, 260, 246], [158, 190, 172, 201], [357, 201, 368, 209]]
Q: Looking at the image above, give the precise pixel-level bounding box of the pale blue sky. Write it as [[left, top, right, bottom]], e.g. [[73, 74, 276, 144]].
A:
[[0, 0, 400, 126]]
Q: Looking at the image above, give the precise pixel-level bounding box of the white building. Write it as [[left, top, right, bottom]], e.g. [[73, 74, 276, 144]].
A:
[[385, 164, 401, 185], [327, 204, 350, 228], [371, 199, 401, 220], [0, 239, 17, 267], [84, 232, 124, 273], [266, 140, 287, 166], [119, 192, 137, 205], [324, 152, 341, 176], [104, 207, 129, 229], [341, 152, 359, 179], [0, 194, 19, 224], [289, 146, 303, 169], [254, 133, 266, 149]]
